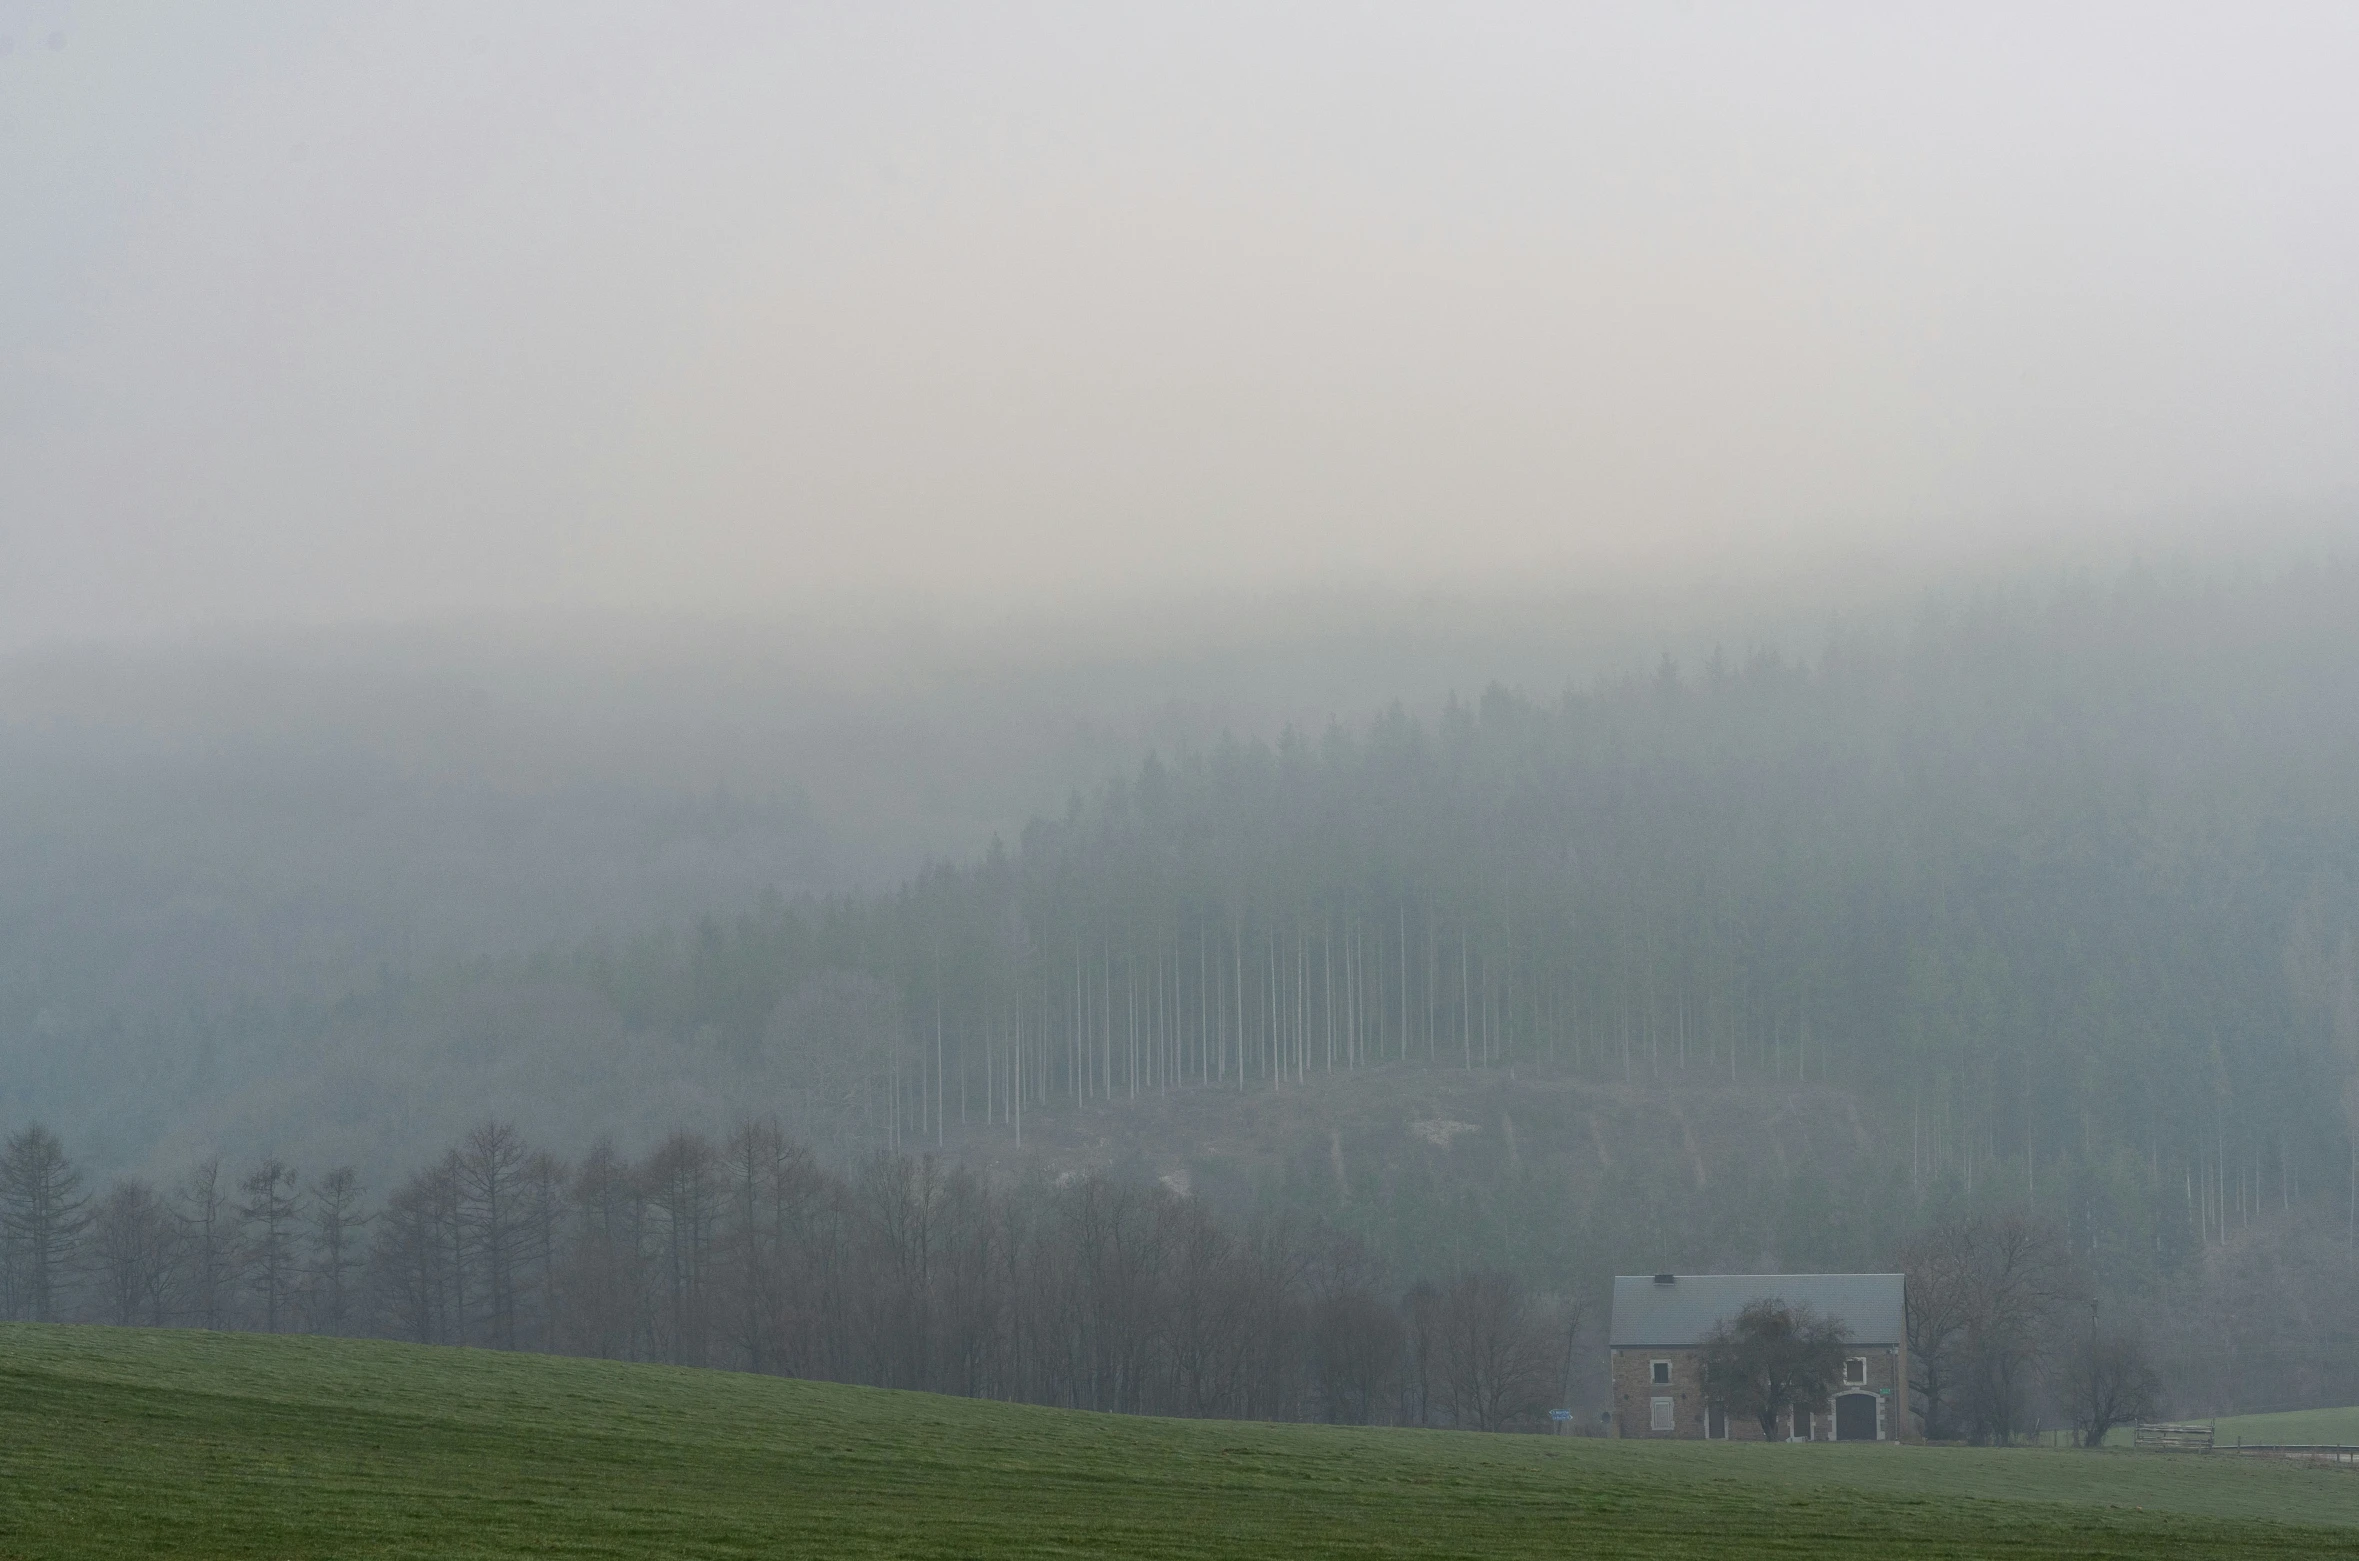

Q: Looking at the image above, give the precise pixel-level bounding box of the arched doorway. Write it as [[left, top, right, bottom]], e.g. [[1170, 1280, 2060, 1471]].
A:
[[1834, 1393, 1878, 1441]]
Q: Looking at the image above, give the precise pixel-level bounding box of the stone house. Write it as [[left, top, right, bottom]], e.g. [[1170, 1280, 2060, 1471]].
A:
[[1608, 1272, 1909, 1442]]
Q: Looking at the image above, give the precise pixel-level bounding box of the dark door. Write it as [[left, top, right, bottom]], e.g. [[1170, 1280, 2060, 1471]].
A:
[[1835, 1393, 1877, 1441]]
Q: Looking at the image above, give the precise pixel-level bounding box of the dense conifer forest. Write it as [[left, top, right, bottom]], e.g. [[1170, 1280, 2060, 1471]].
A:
[[583, 568, 2359, 1289]]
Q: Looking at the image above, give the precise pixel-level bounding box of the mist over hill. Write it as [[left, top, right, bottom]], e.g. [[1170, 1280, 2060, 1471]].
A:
[[4, 559, 2357, 1414], [0, 581, 1824, 1032]]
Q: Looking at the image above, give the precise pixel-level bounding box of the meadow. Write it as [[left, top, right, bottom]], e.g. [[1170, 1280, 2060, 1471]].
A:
[[1, 1324, 2353, 1559], [2216, 1406, 2359, 1448]]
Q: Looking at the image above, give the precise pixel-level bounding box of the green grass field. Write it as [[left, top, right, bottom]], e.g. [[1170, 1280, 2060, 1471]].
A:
[[2217, 1406, 2359, 1447], [2, 1325, 2353, 1559]]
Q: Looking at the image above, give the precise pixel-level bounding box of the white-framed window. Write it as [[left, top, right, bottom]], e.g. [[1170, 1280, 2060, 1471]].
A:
[[1651, 1396, 1675, 1432], [1844, 1356, 1868, 1385], [1651, 1359, 1672, 1385]]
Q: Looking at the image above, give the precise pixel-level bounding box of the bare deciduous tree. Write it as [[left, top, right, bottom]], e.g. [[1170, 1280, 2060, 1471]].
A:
[[1307, 1233, 1402, 1424], [1904, 1213, 2078, 1443], [239, 1158, 303, 1333], [306, 1167, 368, 1334], [644, 1131, 721, 1366], [2065, 1320, 2162, 1447], [561, 1140, 648, 1361], [373, 1166, 448, 1344], [1701, 1298, 1850, 1440], [521, 1150, 569, 1351], [174, 1157, 233, 1330], [457, 1123, 529, 1349], [91, 1178, 175, 1326], [1425, 1270, 1554, 1431], [1, 1125, 89, 1323]]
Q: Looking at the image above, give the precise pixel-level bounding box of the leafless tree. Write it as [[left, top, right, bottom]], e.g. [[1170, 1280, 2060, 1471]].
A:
[[239, 1158, 303, 1332], [931, 1166, 1000, 1399], [1307, 1232, 1401, 1424], [2063, 1319, 2162, 1447], [306, 1167, 368, 1334], [1401, 1280, 1440, 1426], [561, 1140, 649, 1361], [1426, 1270, 1554, 1431], [1161, 1196, 1247, 1418], [372, 1166, 448, 1343], [520, 1150, 569, 1351], [1904, 1213, 2077, 1442], [1545, 1289, 1590, 1424], [1701, 1298, 1850, 1440], [0, 1125, 88, 1323], [173, 1157, 233, 1330], [456, 1122, 529, 1349], [643, 1130, 721, 1365], [428, 1152, 468, 1340], [90, 1178, 176, 1326], [1054, 1172, 1167, 1412], [851, 1151, 944, 1390]]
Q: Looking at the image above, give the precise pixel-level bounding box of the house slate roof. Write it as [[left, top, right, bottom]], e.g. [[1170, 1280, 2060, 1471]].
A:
[[1609, 1273, 1905, 1348]]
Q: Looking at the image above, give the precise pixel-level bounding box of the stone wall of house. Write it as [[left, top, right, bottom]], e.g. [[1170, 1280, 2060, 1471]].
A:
[[1609, 1347, 1710, 1439], [1611, 1343, 1911, 1441]]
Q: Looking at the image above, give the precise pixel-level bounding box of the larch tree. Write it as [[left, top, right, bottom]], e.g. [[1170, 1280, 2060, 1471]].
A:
[[174, 1157, 232, 1330], [457, 1122, 529, 1350], [307, 1166, 369, 1334], [239, 1158, 303, 1333], [644, 1130, 721, 1366], [0, 1124, 89, 1323]]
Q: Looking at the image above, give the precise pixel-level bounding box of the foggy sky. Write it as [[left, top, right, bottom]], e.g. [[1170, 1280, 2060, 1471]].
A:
[[5, 2, 2356, 646]]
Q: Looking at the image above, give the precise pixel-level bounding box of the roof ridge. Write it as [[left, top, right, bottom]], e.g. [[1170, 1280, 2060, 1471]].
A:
[[1607, 1272, 1905, 1348]]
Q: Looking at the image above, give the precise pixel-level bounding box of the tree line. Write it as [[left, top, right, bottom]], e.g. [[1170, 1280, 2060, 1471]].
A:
[[8, 1115, 2186, 1442], [0, 1120, 1583, 1431]]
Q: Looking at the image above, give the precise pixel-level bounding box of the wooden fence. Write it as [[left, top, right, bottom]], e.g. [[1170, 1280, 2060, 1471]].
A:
[[2220, 1444, 2359, 1466], [2133, 1422, 2213, 1451]]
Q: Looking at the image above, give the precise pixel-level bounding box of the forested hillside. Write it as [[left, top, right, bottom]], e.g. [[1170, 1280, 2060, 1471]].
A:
[[585, 564, 2359, 1280], [4, 564, 2356, 1412]]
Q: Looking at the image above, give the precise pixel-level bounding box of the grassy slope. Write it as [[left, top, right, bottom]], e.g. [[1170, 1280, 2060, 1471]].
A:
[[2, 1327, 2353, 1560]]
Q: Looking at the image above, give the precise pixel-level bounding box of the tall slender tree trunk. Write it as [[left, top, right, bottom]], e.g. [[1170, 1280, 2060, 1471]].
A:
[[1399, 906, 1409, 1065], [1233, 919, 1245, 1092], [1324, 923, 1335, 1074], [1461, 933, 1472, 1070]]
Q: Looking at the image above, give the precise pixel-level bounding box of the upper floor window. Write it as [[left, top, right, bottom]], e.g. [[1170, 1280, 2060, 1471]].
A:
[[1843, 1356, 1868, 1385], [1651, 1359, 1672, 1385]]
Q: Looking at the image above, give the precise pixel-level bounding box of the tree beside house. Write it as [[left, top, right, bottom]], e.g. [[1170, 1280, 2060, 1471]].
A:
[[1609, 1272, 1909, 1441]]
